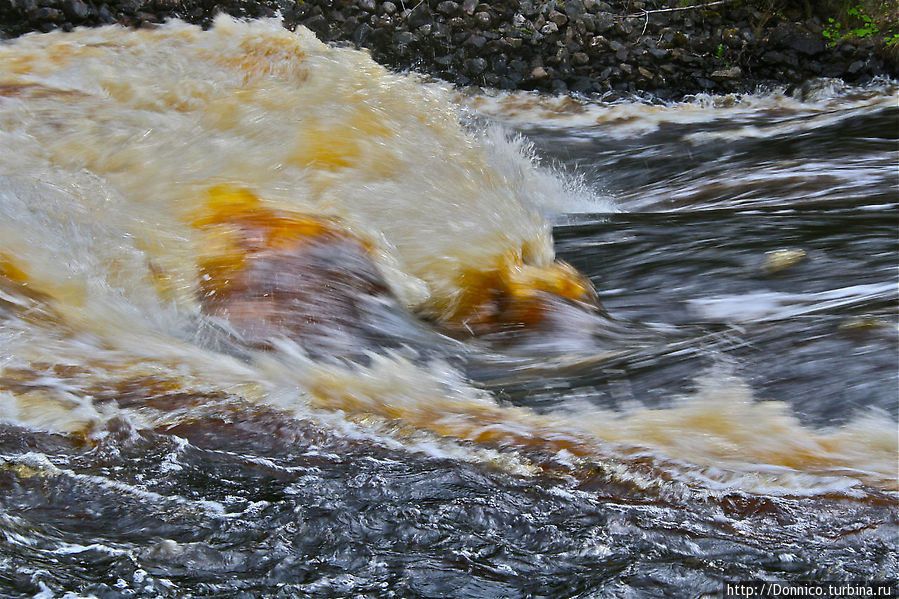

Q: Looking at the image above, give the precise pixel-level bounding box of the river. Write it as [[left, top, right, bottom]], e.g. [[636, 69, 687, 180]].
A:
[[0, 17, 896, 598]]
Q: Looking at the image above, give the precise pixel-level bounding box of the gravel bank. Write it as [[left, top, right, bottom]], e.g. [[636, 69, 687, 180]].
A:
[[1, 0, 897, 98]]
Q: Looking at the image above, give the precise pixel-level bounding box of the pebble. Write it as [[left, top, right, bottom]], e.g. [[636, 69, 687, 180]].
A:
[[762, 249, 807, 274]]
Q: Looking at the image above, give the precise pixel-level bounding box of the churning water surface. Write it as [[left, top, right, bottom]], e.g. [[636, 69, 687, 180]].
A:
[[0, 17, 896, 598]]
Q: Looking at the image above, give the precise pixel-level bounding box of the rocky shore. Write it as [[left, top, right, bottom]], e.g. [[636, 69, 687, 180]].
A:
[[1, 0, 897, 98]]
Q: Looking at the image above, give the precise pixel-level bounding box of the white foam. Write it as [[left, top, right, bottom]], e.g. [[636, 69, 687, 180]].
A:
[[687, 282, 898, 322]]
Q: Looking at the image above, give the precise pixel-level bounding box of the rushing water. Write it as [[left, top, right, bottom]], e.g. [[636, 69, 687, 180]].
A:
[[0, 17, 896, 598]]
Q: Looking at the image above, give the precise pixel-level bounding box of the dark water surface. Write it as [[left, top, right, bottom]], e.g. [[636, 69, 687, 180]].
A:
[[1, 60, 897, 599]]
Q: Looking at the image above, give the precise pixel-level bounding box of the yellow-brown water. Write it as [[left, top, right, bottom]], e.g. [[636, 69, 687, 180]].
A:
[[0, 17, 896, 597]]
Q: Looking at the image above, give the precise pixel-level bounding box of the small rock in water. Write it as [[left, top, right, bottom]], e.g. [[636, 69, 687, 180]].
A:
[[838, 317, 889, 331], [762, 248, 807, 274]]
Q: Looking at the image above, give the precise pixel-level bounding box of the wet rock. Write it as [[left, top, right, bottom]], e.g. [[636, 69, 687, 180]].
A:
[[821, 62, 848, 77], [763, 249, 807, 274], [710, 66, 742, 80], [529, 66, 549, 79], [303, 14, 329, 35], [847, 60, 866, 74], [575, 14, 594, 33], [464, 33, 485, 48], [407, 2, 430, 29], [563, 0, 585, 19], [594, 12, 614, 33], [548, 11, 567, 27], [762, 50, 799, 68], [353, 22, 373, 45], [519, 0, 538, 17], [34, 6, 62, 21], [394, 30, 414, 45], [341, 16, 359, 36], [63, 0, 90, 19], [96, 4, 114, 22], [786, 32, 825, 56], [436, 1, 458, 17], [465, 57, 487, 75], [588, 35, 609, 52]]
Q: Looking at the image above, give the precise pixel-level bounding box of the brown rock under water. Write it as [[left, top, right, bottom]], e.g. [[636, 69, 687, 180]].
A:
[[192, 186, 601, 348]]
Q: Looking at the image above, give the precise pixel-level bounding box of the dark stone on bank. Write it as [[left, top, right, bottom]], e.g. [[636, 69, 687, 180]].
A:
[[0, 0, 895, 99]]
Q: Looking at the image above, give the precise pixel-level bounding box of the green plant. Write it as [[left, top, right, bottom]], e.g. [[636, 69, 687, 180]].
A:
[[846, 5, 880, 36], [822, 17, 842, 43], [822, 3, 881, 44], [716, 42, 724, 58]]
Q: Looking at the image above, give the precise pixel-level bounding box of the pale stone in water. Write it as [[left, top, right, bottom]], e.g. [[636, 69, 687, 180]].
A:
[[762, 249, 807, 274]]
